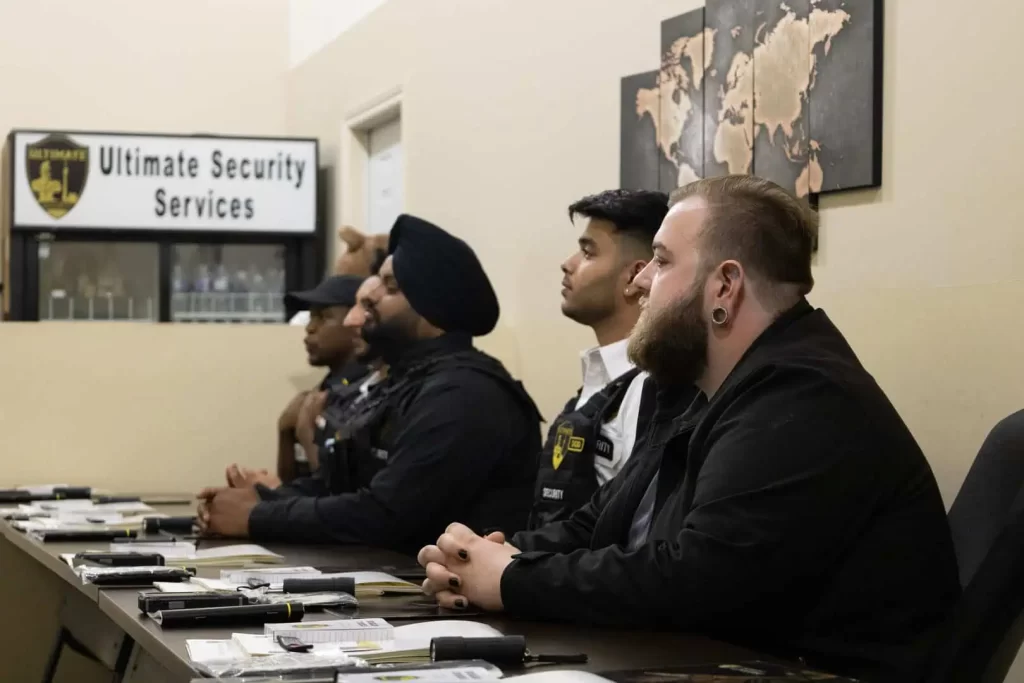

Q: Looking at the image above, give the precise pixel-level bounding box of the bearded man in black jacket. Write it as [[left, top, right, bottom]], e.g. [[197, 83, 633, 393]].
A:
[[199, 214, 542, 555], [418, 175, 961, 683]]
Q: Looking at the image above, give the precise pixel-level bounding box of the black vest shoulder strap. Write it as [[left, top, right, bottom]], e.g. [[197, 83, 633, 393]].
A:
[[630, 375, 661, 453], [575, 367, 643, 423]]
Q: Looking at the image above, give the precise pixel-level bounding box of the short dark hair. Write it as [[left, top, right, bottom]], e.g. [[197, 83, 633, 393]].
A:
[[568, 189, 669, 257], [669, 175, 818, 307]]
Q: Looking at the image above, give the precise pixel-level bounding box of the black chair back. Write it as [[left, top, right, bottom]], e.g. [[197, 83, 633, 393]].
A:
[[924, 509, 1024, 683], [924, 410, 1024, 683], [948, 410, 1024, 586]]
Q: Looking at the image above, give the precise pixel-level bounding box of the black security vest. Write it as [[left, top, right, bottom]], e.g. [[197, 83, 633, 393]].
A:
[[294, 372, 368, 480], [528, 368, 652, 530], [318, 350, 540, 496]]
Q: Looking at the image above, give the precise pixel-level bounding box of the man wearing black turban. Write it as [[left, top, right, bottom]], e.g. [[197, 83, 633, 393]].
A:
[[199, 215, 543, 555]]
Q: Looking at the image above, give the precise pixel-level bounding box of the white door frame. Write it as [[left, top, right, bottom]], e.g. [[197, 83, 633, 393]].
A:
[[337, 87, 403, 233]]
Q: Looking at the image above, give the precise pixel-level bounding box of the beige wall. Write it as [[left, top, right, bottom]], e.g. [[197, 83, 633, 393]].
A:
[[0, 0, 1019, 505], [287, 0, 691, 437], [288, 0, 1024, 507], [0, 0, 306, 492], [0, 0, 1018, 673], [0, 0, 289, 138], [0, 323, 318, 490]]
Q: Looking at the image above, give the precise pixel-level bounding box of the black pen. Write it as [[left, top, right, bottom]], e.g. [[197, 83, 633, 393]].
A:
[[94, 496, 142, 504], [37, 529, 138, 542]]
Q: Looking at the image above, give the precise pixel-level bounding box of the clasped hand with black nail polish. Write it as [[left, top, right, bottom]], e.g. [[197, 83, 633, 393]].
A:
[[418, 521, 519, 612]]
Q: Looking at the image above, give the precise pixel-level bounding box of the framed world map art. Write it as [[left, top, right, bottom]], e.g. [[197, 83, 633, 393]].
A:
[[620, 0, 883, 199]]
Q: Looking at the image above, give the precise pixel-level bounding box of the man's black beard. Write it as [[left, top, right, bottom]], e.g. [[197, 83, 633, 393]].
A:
[[355, 345, 381, 365], [361, 317, 418, 366], [627, 282, 708, 388]]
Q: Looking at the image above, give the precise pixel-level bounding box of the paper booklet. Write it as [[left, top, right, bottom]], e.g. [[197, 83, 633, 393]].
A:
[[188, 633, 503, 680], [222, 566, 323, 584], [190, 620, 504, 673], [265, 618, 395, 643], [322, 571, 422, 595], [106, 543, 284, 567], [8, 500, 162, 532]]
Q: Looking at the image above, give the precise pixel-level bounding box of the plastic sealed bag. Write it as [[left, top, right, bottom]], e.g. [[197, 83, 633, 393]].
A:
[[239, 586, 359, 610], [77, 565, 193, 586], [193, 650, 365, 678]]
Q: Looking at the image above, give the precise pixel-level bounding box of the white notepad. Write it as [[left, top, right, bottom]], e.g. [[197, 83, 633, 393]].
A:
[[338, 666, 503, 683], [222, 566, 320, 584], [36, 499, 96, 511], [186, 639, 247, 666], [232, 632, 283, 656], [107, 543, 284, 567], [191, 545, 284, 566], [265, 618, 394, 643], [338, 621, 505, 665], [108, 541, 197, 558]]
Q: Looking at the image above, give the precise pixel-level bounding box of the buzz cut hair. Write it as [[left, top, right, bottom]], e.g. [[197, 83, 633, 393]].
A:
[[669, 175, 819, 308]]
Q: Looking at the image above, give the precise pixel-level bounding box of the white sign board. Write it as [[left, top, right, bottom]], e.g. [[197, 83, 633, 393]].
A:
[[11, 131, 317, 233]]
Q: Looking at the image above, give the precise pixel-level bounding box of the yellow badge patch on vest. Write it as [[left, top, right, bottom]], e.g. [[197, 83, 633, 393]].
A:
[[552, 422, 586, 470]]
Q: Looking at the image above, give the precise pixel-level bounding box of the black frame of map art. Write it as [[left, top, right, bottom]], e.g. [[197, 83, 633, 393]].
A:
[[619, 0, 884, 199]]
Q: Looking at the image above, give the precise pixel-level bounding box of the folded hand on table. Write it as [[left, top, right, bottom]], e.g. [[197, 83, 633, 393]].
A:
[[417, 523, 520, 612], [196, 485, 260, 538], [225, 463, 281, 489]]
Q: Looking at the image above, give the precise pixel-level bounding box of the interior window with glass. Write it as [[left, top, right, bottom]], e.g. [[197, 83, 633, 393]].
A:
[[38, 242, 159, 321], [172, 244, 286, 323]]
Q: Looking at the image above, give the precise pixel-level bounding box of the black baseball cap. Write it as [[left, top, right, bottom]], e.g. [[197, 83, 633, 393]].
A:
[[285, 275, 363, 311]]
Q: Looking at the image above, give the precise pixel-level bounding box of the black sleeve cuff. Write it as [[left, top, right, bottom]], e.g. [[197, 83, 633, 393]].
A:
[[499, 553, 551, 616], [255, 484, 286, 501], [248, 501, 286, 541]]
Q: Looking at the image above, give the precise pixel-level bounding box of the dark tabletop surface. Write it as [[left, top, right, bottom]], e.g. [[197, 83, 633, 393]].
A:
[[2, 500, 772, 682], [102, 586, 767, 682]]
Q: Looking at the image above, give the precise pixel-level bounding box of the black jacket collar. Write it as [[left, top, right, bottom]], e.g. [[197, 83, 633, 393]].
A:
[[710, 297, 815, 401], [390, 332, 473, 375]]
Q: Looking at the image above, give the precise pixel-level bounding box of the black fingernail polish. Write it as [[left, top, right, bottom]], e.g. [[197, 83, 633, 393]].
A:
[[458, 549, 468, 560], [455, 598, 467, 609], [449, 577, 460, 588]]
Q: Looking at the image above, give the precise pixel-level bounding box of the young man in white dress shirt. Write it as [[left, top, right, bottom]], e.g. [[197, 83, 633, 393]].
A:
[[529, 189, 696, 527]]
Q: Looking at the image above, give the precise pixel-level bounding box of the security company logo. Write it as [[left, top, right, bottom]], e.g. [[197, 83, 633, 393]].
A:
[[26, 134, 90, 219], [551, 422, 586, 470]]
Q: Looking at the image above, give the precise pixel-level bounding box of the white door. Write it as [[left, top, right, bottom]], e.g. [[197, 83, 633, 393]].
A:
[[366, 118, 403, 235]]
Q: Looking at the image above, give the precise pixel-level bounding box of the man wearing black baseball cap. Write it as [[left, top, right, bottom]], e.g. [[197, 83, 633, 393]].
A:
[[200, 215, 543, 554], [223, 274, 370, 489]]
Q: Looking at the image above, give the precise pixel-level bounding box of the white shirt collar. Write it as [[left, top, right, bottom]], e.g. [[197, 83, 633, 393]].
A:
[[596, 339, 633, 380], [578, 339, 634, 404]]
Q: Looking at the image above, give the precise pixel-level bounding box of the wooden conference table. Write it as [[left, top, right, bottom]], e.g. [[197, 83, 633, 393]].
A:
[[0, 502, 769, 683]]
